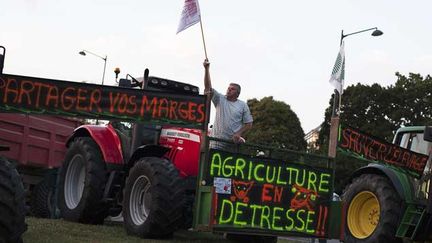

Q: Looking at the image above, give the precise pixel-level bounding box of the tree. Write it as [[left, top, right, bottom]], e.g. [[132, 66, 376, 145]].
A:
[[246, 96, 307, 151], [318, 72, 432, 151], [388, 72, 432, 128]]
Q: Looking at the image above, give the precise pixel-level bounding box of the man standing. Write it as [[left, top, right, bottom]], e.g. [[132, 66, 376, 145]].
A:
[[203, 59, 253, 150]]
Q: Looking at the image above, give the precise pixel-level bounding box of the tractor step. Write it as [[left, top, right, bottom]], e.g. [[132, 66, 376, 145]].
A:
[[396, 203, 426, 239], [103, 170, 126, 206]]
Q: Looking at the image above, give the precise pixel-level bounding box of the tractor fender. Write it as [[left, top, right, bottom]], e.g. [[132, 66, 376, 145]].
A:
[[128, 145, 170, 168], [66, 125, 124, 165], [350, 163, 414, 202]]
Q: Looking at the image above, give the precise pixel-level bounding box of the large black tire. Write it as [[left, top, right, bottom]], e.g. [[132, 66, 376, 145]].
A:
[[0, 157, 26, 243], [181, 192, 195, 229], [58, 137, 109, 224], [30, 173, 57, 218], [342, 174, 402, 243], [123, 157, 184, 238]]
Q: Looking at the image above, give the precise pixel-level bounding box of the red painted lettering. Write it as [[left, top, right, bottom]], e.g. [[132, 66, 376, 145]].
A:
[[169, 100, 178, 120], [340, 128, 350, 148], [118, 94, 128, 113], [188, 102, 197, 121], [4, 78, 19, 103], [89, 89, 102, 112], [34, 82, 51, 108], [109, 92, 120, 113], [196, 103, 205, 123], [45, 85, 59, 107], [76, 88, 88, 111], [158, 98, 169, 118], [261, 184, 273, 203], [61, 87, 76, 110], [140, 96, 158, 117], [126, 95, 137, 114], [18, 80, 35, 105], [178, 102, 188, 119], [274, 186, 283, 203]]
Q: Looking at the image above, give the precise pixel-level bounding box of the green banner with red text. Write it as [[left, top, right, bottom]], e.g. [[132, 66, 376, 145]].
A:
[[0, 74, 206, 129], [337, 124, 428, 178]]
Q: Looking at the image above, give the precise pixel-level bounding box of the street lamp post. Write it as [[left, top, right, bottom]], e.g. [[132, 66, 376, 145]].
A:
[[79, 50, 107, 85], [341, 27, 383, 45], [332, 27, 383, 116], [328, 27, 383, 158]]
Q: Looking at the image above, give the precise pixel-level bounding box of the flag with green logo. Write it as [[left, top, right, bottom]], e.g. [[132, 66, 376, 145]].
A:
[[329, 42, 345, 94]]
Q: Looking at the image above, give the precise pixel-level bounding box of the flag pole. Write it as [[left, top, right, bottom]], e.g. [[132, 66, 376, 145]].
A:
[[199, 16, 208, 60]]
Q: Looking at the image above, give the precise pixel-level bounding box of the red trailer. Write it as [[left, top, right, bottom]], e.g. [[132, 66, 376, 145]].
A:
[[0, 113, 82, 217]]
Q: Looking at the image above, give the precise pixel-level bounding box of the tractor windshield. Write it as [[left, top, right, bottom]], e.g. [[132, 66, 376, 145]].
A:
[[397, 132, 431, 156]]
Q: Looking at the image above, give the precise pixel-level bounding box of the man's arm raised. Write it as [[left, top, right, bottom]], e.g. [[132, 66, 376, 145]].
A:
[[203, 59, 212, 95]]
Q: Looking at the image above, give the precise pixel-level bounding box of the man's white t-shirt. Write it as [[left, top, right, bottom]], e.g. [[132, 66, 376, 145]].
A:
[[211, 88, 253, 141]]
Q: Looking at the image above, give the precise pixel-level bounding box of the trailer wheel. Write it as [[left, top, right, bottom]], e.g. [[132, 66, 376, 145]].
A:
[[0, 157, 27, 243], [123, 157, 184, 238], [58, 137, 109, 224], [342, 174, 402, 243], [30, 176, 56, 218]]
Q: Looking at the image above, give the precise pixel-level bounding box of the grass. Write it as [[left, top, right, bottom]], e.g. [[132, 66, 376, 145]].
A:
[[23, 217, 305, 243]]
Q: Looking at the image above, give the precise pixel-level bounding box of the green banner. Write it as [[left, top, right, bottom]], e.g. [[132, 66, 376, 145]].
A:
[[337, 124, 428, 178], [207, 149, 333, 238], [0, 73, 206, 129]]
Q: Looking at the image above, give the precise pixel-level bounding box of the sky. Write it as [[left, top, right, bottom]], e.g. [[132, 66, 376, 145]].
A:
[[1, 0, 431, 133]]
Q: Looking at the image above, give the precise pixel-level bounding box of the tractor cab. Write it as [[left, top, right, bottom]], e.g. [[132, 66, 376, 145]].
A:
[[393, 126, 432, 196], [393, 126, 432, 156], [112, 70, 202, 177]]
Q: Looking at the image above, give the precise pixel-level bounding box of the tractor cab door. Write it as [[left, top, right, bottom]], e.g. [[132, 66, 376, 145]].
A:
[[395, 127, 432, 211], [395, 128, 432, 202]]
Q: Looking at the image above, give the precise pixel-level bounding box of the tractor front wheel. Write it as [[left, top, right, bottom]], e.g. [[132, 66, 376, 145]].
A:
[[123, 157, 184, 238], [58, 137, 109, 224], [342, 174, 402, 243]]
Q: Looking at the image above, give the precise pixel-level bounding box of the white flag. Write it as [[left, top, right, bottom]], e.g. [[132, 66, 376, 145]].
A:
[[177, 0, 201, 34], [329, 42, 345, 94]]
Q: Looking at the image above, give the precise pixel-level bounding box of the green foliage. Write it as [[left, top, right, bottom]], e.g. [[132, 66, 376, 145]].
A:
[[318, 72, 432, 150], [246, 96, 307, 151]]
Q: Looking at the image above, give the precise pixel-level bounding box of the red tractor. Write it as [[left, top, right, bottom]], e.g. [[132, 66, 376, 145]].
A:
[[57, 72, 203, 238]]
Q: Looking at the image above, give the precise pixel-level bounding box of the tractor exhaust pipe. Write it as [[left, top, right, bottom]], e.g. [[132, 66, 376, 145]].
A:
[[0, 46, 5, 74]]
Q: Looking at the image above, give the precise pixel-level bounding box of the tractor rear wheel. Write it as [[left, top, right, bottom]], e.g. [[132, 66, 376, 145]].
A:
[[58, 137, 109, 224], [123, 157, 184, 238], [342, 174, 402, 243], [0, 157, 26, 243]]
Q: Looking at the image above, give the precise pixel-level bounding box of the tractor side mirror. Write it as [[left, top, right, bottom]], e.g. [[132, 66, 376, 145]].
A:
[[424, 126, 432, 142]]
